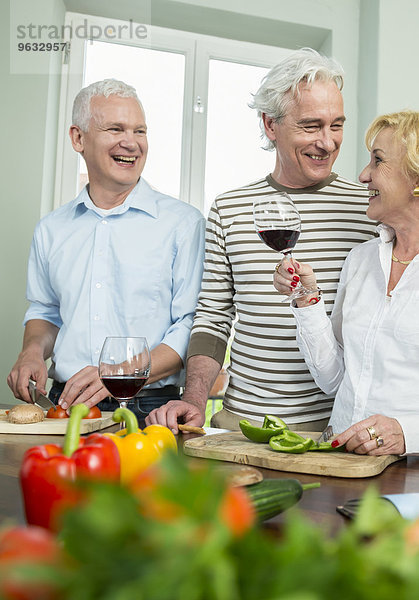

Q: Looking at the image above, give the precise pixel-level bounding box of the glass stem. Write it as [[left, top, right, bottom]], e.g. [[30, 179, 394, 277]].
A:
[[118, 399, 128, 430]]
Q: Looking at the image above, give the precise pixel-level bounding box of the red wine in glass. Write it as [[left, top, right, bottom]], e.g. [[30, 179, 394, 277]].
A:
[[99, 337, 151, 427], [100, 375, 149, 399], [257, 229, 300, 254]]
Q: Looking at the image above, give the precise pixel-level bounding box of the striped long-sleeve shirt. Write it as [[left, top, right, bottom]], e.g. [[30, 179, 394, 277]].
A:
[[187, 173, 377, 424]]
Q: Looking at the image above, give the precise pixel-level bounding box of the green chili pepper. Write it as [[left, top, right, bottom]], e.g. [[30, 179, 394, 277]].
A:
[[239, 419, 287, 443]]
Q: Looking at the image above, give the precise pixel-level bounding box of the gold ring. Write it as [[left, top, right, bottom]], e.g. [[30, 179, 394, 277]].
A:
[[275, 262, 282, 273], [376, 436, 384, 448], [366, 426, 377, 440]]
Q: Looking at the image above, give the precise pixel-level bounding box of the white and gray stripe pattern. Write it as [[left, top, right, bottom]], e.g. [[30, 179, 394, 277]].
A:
[[188, 174, 377, 423]]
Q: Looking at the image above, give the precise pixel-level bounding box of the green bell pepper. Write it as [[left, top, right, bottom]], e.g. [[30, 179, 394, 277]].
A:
[[269, 435, 315, 454], [239, 415, 288, 443], [269, 428, 343, 454], [262, 415, 288, 430]]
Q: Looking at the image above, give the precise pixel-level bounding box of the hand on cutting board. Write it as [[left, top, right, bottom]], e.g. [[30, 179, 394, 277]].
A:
[[333, 415, 405, 456]]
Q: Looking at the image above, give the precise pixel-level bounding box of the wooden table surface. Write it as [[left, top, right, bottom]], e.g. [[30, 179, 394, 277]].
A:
[[2, 420, 419, 534]]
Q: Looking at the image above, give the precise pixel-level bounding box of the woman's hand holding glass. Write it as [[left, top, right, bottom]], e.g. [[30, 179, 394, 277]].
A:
[[273, 257, 320, 306], [253, 194, 323, 303]]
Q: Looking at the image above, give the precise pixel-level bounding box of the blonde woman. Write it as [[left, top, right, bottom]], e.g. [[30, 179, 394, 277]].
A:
[[274, 111, 419, 455]]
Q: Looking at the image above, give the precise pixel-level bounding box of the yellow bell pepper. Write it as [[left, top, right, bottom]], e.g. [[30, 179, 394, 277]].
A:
[[104, 408, 177, 484]]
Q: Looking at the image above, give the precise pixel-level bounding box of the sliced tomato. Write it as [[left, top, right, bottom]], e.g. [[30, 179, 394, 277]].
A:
[[46, 405, 101, 419], [84, 405, 102, 419], [46, 406, 69, 419]]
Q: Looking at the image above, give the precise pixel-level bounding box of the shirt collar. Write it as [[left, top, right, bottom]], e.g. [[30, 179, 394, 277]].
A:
[[74, 178, 158, 218], [266, 172, 338, 194], [377, 223, 396, 243]]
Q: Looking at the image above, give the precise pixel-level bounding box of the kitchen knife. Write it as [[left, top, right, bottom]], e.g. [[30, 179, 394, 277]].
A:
[[28, 379, 56, 411], [315, 425, 334, 444]]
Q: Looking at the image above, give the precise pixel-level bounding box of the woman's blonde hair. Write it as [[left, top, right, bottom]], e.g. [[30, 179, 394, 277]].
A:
[[365, 110, 419, 179]]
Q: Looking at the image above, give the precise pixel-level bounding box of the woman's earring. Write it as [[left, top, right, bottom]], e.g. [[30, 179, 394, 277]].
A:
[[414, 186, 419, 197]]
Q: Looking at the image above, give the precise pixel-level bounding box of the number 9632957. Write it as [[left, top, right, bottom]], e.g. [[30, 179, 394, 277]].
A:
[[17, 42, 69, 51]]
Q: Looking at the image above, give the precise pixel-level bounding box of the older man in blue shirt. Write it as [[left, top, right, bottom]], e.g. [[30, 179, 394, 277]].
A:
[[8, 79, 205, 420]]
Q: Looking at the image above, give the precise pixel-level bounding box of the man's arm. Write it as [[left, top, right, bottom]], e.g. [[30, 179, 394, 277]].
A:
[[181, 355, 221, 410], [148, 343, 183, 384], [7, 319, 59, 403], [145, 354, 221, 432]]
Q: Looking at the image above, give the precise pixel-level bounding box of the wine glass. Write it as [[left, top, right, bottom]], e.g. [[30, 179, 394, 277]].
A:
[[253, 193, 320, 302], [99, 337, 151, 418]]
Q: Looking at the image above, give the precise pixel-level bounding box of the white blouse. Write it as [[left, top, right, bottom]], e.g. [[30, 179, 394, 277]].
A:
[[292, 225, 419, 454]]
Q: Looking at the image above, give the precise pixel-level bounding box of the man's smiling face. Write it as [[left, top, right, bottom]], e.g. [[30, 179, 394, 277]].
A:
[[76, 94, 148, 196], [264, 79, 345, 188]]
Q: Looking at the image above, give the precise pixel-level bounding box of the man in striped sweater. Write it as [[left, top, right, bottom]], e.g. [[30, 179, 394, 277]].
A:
[[147, 48, 376, 432]]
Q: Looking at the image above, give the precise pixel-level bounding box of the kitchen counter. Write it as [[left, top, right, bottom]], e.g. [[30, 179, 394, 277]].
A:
[[2, 419, 419, 533]]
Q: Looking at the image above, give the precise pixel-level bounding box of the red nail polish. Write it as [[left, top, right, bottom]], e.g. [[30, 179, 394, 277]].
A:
[[287, 267, 294, 274], [293, 276, 299, 282], [331, 440, 339, 448], [291, 281, 297, 287]]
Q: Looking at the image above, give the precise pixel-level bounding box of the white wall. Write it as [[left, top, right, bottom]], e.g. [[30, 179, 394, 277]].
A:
[[1, 0, 64, 404], [357, 0, 419, 172], [377, 0, 419, 112]]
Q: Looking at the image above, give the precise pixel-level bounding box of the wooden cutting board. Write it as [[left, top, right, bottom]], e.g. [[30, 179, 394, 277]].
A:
[[0, 410, 115, 435], [183, 431, 404, 478]]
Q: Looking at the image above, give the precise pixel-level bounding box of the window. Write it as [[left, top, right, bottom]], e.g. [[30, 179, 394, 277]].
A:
[[81, 41, 185, 199], [56, 13, 292, 213], [204, 59, 272, 213]]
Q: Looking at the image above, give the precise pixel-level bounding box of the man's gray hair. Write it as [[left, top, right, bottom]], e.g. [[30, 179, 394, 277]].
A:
[[72, 79, 144, 131], [250, 47, 344, 150]]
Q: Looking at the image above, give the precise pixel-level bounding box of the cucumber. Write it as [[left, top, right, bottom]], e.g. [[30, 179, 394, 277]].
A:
[[246, 478, 320, 521]]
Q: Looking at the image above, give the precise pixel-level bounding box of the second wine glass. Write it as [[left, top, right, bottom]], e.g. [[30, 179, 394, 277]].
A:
[[253, 193, 319, 302], [99, 337, 151, 411]]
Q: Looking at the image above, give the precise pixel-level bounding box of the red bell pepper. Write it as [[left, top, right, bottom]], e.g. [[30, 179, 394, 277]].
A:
[[20, 403, 120, 532]]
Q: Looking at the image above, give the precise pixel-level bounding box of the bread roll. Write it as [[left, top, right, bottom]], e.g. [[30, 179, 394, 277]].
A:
[[7, 404, 45, 424]]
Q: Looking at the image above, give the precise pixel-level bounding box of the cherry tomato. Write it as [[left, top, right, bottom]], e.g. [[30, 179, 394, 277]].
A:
[[0, 525, 58, 563], [0, 525, 62, 600], [46, 406, 69, 419]]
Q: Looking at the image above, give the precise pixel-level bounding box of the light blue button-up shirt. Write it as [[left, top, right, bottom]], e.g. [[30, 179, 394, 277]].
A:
[[24, 178, 205, 387]]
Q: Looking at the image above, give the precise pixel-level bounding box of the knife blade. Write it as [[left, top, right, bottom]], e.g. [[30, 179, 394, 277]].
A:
[[315, 424, 334, 444], [28, 379, 56, 411]]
